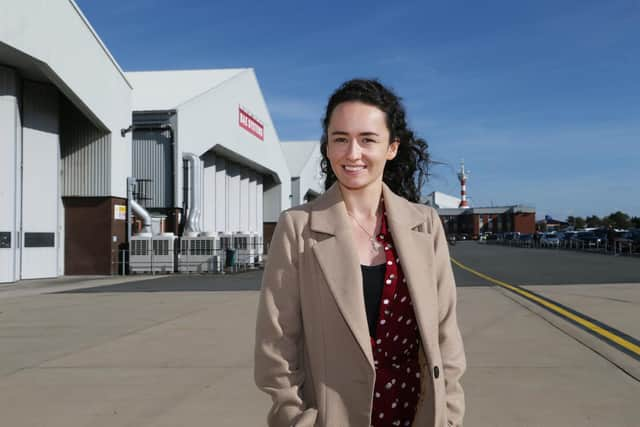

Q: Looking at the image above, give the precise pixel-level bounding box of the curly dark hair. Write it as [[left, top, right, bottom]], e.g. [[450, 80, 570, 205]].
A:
[[320, 78, 430, 203]]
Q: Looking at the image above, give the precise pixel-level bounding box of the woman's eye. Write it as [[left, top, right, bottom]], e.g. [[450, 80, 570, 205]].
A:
[[363, 138, 376, 144], [334, 138, 347, 143]]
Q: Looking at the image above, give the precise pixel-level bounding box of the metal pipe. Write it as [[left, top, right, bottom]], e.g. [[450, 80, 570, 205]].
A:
[[182, 153, 202, 236], [131, 198, 152, 236]]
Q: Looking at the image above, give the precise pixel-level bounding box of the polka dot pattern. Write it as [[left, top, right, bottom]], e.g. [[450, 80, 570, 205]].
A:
[[369, 202, 421, 426]]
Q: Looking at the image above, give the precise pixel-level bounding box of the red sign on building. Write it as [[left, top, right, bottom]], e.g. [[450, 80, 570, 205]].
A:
[[238, 107, 264, 140]]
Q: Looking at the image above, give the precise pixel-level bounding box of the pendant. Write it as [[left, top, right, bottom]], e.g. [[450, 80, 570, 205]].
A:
[[370, 237, 382, 251]]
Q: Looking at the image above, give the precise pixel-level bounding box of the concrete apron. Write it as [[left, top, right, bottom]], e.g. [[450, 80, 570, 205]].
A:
[[0, 282, 638, 426]]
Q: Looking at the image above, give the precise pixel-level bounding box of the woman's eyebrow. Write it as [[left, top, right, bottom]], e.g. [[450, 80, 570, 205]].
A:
[[329, 131, 380, 136]]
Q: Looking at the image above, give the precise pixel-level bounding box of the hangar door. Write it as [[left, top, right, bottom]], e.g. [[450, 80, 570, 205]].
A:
[[20, 82, 61, 279]]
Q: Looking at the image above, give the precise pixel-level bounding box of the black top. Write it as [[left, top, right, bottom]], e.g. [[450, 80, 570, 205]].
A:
[[361, 263, 386, 337]]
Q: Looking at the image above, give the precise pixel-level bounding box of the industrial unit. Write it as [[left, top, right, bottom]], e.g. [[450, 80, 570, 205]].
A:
[[0, 0, 132, 283], [124, 69, 292, 273], [281, 140, 323, 206], [0, 1, 303, 283], [422, 191, 462, 209], [437, 206, 537, 238], [279, 140, 323, 240]]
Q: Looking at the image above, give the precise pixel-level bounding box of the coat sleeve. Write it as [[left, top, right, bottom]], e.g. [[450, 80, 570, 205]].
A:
[[254, 211, 317, 427], [430, 208, 466, 426]]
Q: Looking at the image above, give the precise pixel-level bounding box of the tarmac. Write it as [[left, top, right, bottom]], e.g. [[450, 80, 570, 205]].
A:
[[0, 243, 638, 426]]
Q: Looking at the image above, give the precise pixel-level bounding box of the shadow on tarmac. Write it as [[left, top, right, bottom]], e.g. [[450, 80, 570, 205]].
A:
[[56, 270, 264, 293]]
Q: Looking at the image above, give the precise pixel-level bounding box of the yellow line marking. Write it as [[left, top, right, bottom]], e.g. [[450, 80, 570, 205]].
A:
[[451, 257, 640, 357]]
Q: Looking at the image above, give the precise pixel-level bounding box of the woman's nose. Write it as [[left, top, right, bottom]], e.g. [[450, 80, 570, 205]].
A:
[[345, 139, 361, 159]]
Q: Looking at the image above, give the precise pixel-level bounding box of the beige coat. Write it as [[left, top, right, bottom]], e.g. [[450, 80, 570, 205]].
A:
[[254, 183, 466, 427]]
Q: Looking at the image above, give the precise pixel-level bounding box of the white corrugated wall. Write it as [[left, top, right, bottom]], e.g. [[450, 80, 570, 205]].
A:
[[215, 157, 227, 233], [240, 169, 249, 232], [60, 97, 111, 197], [0, 66, 20, 283], [132, 129, 174, 208], [249, 172, 257, 233], [200, 154, 264, 235]]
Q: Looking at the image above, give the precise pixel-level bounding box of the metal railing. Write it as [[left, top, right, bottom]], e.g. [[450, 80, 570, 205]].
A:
[[485, 237, 639, 256]]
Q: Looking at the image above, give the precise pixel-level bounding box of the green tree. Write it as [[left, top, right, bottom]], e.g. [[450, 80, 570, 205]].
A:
[[586, 215, 602, 228], [574, 217, 586, 229], [607, 211, 630, 229], [631, 216, 640, 228], [566, 216, 576, 227]]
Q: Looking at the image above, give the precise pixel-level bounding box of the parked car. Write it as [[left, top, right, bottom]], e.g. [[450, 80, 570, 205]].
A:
[[611, 230, 635, 253], [540, 232, 560, 247], [575, 231, 603, 248], [479, 232, 494, 240], [593, 228, 608, 240], [503, 232, 520, 241], [559, 231, 578, 242], [447, 234, 457, 245], [630, 229, 640, 252]]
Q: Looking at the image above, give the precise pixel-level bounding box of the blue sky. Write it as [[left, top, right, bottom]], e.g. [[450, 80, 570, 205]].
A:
[[76, 0, 639, 220]]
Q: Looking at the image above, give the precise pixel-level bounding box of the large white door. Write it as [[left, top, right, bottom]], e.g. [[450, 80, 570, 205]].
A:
[[20, 82, 60, 279], [0, 67, 20, 283]]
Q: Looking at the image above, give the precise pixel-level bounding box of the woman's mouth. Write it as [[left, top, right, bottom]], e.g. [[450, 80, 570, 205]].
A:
[[343, 165, 366, 173]]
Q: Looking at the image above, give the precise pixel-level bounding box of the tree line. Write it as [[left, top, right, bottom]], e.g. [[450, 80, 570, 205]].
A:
[[566, 211, 640, 230]]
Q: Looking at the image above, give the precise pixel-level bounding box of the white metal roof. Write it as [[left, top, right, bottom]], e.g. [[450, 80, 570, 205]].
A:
[[423, 191, 461, 208], [126, 68, 249, 111], [281, 140, 320, 177]]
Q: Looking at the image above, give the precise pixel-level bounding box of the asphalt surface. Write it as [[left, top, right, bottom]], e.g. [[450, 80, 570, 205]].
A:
[[450, 241, 640, 286], [56, 242, 640, 294]]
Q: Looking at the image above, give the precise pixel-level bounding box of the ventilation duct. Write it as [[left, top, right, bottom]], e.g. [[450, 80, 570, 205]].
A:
[[182, 152, 203, 237]]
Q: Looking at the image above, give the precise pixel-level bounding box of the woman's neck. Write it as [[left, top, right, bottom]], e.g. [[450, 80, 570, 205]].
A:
[[339, 182, 383, 218]]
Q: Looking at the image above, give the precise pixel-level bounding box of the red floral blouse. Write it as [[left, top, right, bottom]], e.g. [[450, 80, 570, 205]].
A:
[[370, 203, 421, 427]]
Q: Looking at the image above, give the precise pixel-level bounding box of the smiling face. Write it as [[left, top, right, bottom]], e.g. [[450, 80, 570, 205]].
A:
[[326, 101, 399, 193]]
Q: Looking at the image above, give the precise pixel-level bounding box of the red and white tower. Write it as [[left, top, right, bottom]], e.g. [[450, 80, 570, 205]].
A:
[[457, 160, 470, 208]]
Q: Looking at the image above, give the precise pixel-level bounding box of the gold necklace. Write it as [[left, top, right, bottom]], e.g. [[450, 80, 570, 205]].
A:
[[347, 209, 382, 252]]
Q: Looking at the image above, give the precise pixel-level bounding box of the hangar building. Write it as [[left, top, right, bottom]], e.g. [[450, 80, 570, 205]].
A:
[[281, 141, 323, 205], [126, 69, 291, 240], [1, 0, 132, 283], [0, 1, 296, 283]]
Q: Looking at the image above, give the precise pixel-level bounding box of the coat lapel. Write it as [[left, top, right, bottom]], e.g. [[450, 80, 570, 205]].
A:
[[310, 183, 374, 369], [309, 182, 440, 371], [382, 185, 440, 355]]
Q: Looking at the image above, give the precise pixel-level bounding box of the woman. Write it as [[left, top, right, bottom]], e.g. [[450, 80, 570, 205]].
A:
[[254, 79, 465, 427]]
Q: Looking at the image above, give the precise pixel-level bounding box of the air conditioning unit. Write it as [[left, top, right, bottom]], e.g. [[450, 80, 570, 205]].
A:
[[152, 233, 177, 272], [219, 233, 233, 250], [252, 233, 264, 265], [178, 233, 221, 273], [129, 235, 152, 273], [129, 233, 176, 273], [234, 232, 259, 266]]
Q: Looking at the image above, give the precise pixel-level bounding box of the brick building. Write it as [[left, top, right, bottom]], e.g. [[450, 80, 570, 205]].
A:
[[437, 206, 536, 239]]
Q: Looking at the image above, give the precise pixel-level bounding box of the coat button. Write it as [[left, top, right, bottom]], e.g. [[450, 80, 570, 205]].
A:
[[433, 366, 440, 379]]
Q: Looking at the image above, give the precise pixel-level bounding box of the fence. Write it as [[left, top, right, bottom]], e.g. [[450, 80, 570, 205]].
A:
[[485, 237, 638, 256]]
